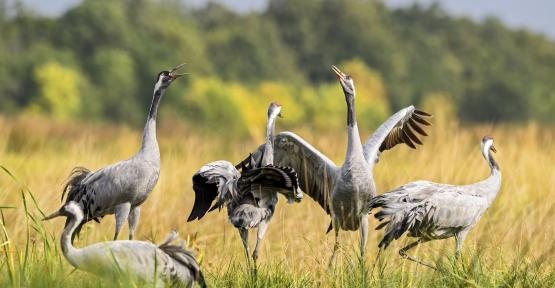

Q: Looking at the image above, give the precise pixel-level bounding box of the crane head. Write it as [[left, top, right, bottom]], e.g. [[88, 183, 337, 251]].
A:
[[268, 102, 283, 119], [481, 135, 497, 154], [331, 65, 355, 97], [155, 63, 187, 89]]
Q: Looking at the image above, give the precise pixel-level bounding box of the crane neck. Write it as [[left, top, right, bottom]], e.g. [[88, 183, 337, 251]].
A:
[[61, 215, 82, 267], [344, 93, 363, 161], [141, 84, 166, 154], [346, 93, 356, 128], [482, 146, 500, 174], [262, 115, 277, 166], [488, 152, 500, 174], [481, 149, 502, 204]]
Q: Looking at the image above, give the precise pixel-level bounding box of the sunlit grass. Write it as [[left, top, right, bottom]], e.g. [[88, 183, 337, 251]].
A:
[[1, 115, 554, 287]]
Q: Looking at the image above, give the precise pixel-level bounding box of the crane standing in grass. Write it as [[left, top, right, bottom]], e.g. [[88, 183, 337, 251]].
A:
[[250, 65, 432, 265], [44, 201, 205, 287], [369, 136, 502, 269], [46, 64, 186, 241], [187, 102, 302, 267]]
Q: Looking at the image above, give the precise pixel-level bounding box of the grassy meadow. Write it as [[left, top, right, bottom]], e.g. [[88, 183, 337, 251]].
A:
[[1, 115, 554, 287]]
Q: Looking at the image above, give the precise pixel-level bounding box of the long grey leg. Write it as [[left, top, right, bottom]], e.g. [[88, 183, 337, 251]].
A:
[[328, 225, 340, 268], [238, 228, 251, 266], [252, 221, 268, 263], [359, 215, 368, 258], [128, 206, 140, 240], [114, 202, 131, 240], [455, 230, 469, 259], [399, 239, 436, 270]]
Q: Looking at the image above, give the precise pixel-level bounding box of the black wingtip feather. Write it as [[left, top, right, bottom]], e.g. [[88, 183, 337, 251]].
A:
[[414, 109, 432, 117], [187, 174, 218, 222], [404, 126, 422, 145], [326, 221, 333, 234], [412, 114, 432, 126], [408, 119, 428, 136], [402, 130, 417, 149]]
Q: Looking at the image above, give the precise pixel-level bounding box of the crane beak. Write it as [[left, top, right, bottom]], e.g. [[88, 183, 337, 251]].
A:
[[43, 209, 63, 221], [171, 73, 188, 80], [490, 145, 497, 153], [170, 63, 188, 80], [331, 65, 345, 81], [170, 63, 186, 73]]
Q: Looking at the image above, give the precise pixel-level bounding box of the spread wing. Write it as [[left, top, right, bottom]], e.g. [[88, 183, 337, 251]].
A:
[[239, 165, 300, 194], [363, 106, 432, 166], [271, 132, 339, 214], [187, 159, 301, 222], [187, 161, 240, 221]]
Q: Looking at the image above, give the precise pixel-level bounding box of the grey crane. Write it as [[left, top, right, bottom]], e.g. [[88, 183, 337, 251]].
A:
[[368, 136, 502, 269], [43, 201, 205, 287], [187, 102, 302, 266], [46, 64, 186, 241], [249, 65, 432, 264]]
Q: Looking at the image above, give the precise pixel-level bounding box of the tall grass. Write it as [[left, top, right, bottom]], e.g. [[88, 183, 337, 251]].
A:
[[1, 115, 554, 287]]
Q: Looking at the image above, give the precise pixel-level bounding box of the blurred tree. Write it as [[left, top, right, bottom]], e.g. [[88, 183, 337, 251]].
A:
[[0, 0, 554, 126], [199, 5, 302, 83], [460, 78, 528, 123], [54, 0, 132, 57], [28, 61, 81, 120], [90, 48, 141, 124], [182, 77, 248, 136]]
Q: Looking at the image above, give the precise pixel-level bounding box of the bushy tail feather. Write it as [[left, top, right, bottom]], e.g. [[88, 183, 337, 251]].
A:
[[369, 194, 414, 249], [61, 167, 90, 202], [158, 231, 205, 287]]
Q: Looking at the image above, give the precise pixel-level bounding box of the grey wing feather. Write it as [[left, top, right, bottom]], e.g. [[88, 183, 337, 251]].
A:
[[363, 106, 432, 167], [369, 181, 488, 248], [158, 231, 206, 288], [187, 160, 240, 221], [271, 132, 338, 214], [63, 162, 131, 219]]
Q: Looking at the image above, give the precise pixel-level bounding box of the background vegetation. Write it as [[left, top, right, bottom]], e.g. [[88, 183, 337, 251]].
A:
[[1, 0, 554, 287], [1, 117, 554, 287], [2, 0, 555, 133]]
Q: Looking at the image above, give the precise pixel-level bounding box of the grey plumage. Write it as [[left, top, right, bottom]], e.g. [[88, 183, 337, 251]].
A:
[[369, 136, 502, 268], [187, 102, 302, 264], [51, 64, 186, 241], [44, 201, 205, 287], [251, 65, 432, 264]]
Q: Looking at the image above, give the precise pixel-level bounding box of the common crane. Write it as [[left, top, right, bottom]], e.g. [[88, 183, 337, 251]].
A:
[[368, 136, 501, 269], [43, 201, 206, 287], [46, 64, 186, 240], [187, 102, 302, 267], [249, 65, 432, 264]]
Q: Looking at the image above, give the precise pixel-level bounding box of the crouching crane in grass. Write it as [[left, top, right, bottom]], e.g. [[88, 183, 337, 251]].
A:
[[44, 201, 206, 287], [369, 136, 502, 269], [46, 64, 186, 241], [249, 65, 432, 265], [187, 102, 302, 267]]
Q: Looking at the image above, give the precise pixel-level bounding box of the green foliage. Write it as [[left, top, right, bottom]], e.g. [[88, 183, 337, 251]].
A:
[[183, 77, 248, 136], [27, 62, 82, 120], [1, 0, 555, 131], [90, 49, 141, 123]]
